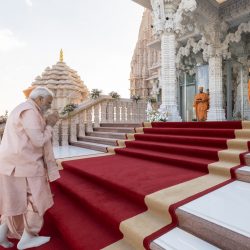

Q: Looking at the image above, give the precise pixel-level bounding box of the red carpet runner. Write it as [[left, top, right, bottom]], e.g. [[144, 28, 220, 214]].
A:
[[2, 121, 247, 250]]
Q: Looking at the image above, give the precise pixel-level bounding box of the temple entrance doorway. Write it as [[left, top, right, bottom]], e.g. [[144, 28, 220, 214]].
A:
[[180, 82, 196, 122]]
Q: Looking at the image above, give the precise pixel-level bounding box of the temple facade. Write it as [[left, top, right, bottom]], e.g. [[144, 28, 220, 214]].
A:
[[31, 50, 89, 111], [131, 0, 250, 121]]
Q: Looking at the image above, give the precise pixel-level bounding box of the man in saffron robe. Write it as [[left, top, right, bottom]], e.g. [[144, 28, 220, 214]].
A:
[[193, 86, 209, 121], [0, 87, 60, 249]]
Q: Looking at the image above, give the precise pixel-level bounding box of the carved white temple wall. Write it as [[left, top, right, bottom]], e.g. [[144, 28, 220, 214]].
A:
[[131, 0, 250, 121]]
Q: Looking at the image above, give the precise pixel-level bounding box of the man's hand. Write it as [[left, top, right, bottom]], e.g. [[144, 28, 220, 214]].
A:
[[46, 111, 59, 127]]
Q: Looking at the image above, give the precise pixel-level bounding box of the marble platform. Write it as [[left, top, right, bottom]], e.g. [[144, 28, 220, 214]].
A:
[[53, 145, 101, 159]]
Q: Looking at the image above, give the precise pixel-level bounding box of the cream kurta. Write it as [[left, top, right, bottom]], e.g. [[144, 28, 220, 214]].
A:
[[0, 99, 59, 217]]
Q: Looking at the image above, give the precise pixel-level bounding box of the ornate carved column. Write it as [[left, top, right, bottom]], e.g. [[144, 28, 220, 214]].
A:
[[78, 113, 85, 137], [70, 117, 77, 142], [150, 0, 197, 121], [101, 101, 107, 123], [52, 123, 60, 147], [61, 119, 69, 146], [207, 49, 226, 121], [160, 32, 181, 121]]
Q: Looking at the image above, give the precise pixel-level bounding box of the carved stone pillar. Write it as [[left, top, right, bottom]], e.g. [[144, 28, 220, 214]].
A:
[[101, 102, 107, 123], [107, 102, 114, 123], [52, 123, 60, 147], [61, 119, 69, 146], [86, 108, 93, 132], [70, 117, 77, 142], [121, 102, 126, 123], [150, 0, 197, 121], [207, 55, 226, 121], [78, 113, 85, 137], [160, 32, 181, 121], [93, 104, 99, 128], [127, 102, 133, 122]]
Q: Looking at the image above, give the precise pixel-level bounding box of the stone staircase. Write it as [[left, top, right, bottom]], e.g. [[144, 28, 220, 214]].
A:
[[70, 123, 141, 152], [151, 165, 250, 250]]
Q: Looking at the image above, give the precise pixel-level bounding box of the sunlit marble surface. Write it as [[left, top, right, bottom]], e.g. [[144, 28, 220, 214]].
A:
[[180, 181, 250, 237], [238, 166, 250, 172], [152, 227, 219, 250], [53, 145, 101, 159]]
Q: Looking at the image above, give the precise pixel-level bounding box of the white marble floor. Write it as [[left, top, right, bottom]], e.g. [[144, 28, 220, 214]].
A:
[[53, 145, 101, 159], [238, 166, 250, 172], [153, 227, 219, 250], [179, 180, 250, 237]]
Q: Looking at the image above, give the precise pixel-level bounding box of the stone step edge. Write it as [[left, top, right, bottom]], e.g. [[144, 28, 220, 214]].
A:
[[235, 166, 250, 183], [176, 208, 250, 250], [150, 227, 219, 250]]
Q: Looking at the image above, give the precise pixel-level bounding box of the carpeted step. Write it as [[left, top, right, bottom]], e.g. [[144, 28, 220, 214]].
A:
[[47, 185, 122, 250], [70, 141, 108, 152], [5, 214, 70, 250], [176, 181, 250, 250], [78, 136, 118, 146], [94, 127, 135, 133], [151, 121, 242, 129], [86, 131, 126, 139], [143, 127, 237, 138], [235, 166, 250, 183], [114, 147, 213, 172], [134, 134, 228, 148], [62, 154, 206, 203], [100, 123, 141, 128], [124, 140, 221, 161], [45, 121, 248, 249], [54, 170, 145, 230]]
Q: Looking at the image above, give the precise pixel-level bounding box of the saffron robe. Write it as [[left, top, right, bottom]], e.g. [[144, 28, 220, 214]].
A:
[[193, 92, 209, 121]]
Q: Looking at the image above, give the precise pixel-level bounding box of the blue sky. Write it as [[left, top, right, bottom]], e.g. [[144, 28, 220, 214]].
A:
[[0, 0, 144, 114]]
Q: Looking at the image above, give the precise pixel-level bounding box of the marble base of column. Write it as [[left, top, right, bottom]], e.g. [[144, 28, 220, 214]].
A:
[[207, 108, 226, 121], [159, 104, 182, 122]]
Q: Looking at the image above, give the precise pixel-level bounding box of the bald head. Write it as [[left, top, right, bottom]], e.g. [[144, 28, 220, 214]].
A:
[[198, 86, 204, 93]]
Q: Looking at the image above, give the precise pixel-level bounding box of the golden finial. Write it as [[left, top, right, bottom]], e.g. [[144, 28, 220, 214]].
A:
[[60, 49, 63, 62]]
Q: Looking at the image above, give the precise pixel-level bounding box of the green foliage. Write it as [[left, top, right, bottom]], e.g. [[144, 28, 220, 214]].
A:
[[61, 103, 78, 115], [131, 95, 141, 103], [90, 89, 102, 99], [109, 91, 120, 99]]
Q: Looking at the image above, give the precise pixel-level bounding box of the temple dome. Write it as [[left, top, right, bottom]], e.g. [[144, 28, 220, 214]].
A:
[[31, 50, 89, 111]]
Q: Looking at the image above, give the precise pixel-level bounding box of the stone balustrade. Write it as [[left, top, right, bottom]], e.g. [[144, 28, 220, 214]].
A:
[[0, 97, 147, 147], [53, 96, 147, 146]]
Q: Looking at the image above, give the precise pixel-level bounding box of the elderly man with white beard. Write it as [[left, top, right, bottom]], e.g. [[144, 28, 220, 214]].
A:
[[0, 87, 60, 249]]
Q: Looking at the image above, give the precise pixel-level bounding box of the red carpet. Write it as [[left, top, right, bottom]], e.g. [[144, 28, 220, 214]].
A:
[[1, 121, 246, 250]]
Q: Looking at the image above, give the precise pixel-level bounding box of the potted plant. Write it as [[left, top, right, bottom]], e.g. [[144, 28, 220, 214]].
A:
[[109, 91, 120, 99], [90, 89, 102, 99], [61, 103, 78, 116], [131, 95, 141, 103]]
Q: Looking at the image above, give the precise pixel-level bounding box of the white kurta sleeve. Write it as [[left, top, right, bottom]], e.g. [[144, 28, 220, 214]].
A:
[[21, 109, 53, 148]]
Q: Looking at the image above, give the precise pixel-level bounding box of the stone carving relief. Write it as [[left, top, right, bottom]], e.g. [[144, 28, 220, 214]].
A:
[[150, 0, 197, 35]]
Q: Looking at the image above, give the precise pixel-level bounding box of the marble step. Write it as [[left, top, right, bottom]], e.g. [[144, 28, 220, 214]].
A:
[[151, 227, 219, 250], [235, 166, 250, 183], [70, 141, 108, 153], [86, 131, 127, 139], [78, 136, 118, 146], [244, 153, 250, 165], [176, 181, 250, 250], [100, 123, 141, 128], [93, 127, 135, 133]]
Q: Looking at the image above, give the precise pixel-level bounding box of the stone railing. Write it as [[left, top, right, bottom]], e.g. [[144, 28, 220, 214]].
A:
[[53, 96, 147, 146]]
